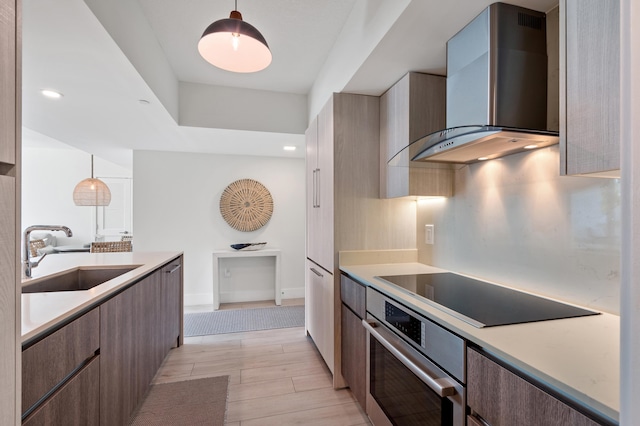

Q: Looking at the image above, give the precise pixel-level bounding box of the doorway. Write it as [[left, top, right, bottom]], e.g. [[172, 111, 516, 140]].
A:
[[95, 177, 133, 241]]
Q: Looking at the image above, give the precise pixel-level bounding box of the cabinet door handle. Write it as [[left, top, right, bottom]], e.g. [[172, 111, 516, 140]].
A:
[[315, 168, 320, 208], [166, 264, 181, 274], [312, 169, 318, 208], [310, 267, 323, 278]]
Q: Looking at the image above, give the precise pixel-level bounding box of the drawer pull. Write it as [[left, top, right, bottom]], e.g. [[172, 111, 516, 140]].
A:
[[166, 264, 181, 274], [310, 268, 323, 278]]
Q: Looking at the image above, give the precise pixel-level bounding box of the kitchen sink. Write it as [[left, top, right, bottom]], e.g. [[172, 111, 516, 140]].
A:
[[22, 266, 141, 293]]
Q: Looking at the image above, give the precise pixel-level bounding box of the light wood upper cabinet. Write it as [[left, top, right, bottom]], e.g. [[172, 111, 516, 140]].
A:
[[305, 93, 385, 386], [380, 72, 453, 198], [0, 0, 19, 423], [560, 0, 620, 177], [305, 118, 321, 267], [0, 0, 17, 165], [305, 103, 334, 272]]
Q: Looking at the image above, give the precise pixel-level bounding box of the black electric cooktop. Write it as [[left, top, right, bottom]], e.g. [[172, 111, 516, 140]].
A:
[[376, 273, 599, 328]]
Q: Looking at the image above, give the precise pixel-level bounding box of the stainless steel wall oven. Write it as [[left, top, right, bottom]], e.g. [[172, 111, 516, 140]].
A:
[[364, 288, 466, 426]]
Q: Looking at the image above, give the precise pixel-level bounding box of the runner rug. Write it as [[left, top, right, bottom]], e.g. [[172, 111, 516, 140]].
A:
[[129, 376, 229, 425], [184, 305, 305, 337]]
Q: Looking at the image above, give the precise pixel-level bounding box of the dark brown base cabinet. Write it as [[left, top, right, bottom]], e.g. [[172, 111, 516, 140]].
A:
[[340, 275, 367, 409], [101, 256, 183, 425], [22, 309, 100, 425], [467, 347, 603, 426], [22, 255, 183, 426], [23, 357, 100, 426]]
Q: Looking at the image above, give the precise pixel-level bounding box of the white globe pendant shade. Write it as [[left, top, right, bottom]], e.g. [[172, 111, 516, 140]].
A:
[[73, 178, 112, 206], [198, 10, 272, 73]]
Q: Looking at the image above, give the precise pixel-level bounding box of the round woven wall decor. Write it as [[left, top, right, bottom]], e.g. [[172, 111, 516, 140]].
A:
[[220, 179, 274, 232]]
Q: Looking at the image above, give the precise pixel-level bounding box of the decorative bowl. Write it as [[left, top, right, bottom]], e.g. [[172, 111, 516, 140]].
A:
[[230, 242, 267, 251]]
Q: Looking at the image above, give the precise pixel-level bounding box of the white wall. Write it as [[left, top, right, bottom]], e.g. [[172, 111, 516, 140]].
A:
[[133, 150, 305, 307], [417, 146, 620, 314], [22, 144, 132, 246]]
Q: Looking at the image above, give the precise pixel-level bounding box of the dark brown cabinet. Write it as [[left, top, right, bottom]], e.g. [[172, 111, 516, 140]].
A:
[[163, 257, 183, 349], [100, 267, 168, 425], [23, 357, 100, 426], [20, 256, 183, 425], [22, 308, 100, 424], [340, 274, 366, 409], [98, 255, 183, 425], [467, 347, 602, 426]]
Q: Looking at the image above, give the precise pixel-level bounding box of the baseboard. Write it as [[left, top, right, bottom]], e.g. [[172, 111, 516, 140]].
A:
[[220, 290, 274, 303], [184, 293, 213, 306], [184, 288, 304, 306], [280, 287, 305, 299]]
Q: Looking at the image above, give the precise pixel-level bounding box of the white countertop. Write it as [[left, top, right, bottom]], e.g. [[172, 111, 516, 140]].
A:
[[21, 251, 182, 344], [340, 262, 620, 424]]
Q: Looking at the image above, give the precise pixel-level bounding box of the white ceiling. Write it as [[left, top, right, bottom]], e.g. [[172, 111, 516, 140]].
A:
[[21, 0, 559, 169], [137, 0, 359, 94]]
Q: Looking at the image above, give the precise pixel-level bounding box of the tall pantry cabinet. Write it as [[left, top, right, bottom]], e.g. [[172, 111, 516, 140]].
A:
[[0, 0, 21, 423], [306, 93, 379, 386]]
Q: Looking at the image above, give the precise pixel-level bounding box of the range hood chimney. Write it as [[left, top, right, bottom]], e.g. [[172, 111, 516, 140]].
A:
[[395, 2, 558, 165]]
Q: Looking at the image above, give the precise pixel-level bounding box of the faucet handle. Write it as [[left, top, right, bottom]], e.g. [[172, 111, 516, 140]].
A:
[[31, 252, 47, 266]]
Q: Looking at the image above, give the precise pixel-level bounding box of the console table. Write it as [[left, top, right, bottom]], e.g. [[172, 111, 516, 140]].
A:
[[212, 248, 281, 310]]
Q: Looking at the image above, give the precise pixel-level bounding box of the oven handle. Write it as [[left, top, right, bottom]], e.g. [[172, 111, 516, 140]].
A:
[[362, 319, 457, 398]]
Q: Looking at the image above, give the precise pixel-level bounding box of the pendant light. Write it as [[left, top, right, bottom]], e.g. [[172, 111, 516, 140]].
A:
[[73, 155, 111, 206], [198, 0, 272, 73]]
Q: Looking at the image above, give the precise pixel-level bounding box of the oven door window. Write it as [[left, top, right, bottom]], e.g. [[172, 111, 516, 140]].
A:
[[370, 338, 454, 425]]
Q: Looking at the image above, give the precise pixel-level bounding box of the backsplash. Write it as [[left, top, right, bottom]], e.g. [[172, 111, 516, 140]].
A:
[[417, 146, 620, 314]]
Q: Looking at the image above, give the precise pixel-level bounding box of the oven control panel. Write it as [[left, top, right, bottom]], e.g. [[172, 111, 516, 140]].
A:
[[384, 302, 425, 348], [367, 286, 466, 383]]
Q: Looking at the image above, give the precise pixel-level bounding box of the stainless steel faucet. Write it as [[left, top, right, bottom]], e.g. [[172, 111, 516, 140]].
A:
[[23, 225, 73, 278]]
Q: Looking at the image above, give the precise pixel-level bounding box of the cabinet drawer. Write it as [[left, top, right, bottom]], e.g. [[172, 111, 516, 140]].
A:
[[22, 308, 100, 414], [467, 348, 601, 426], [23, 355, 100, 426], [341, 304, 366, 409], [340, 274, 365, 318]]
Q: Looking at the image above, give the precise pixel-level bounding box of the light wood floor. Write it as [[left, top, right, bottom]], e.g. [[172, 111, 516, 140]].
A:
[[154, 300, 371, 425]]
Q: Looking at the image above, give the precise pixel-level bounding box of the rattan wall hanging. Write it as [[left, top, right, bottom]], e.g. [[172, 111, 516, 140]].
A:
[[220, 179, 274, 232]]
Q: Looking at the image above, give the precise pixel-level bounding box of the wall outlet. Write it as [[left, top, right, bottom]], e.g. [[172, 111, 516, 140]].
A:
[[425, 224, 435, 245]]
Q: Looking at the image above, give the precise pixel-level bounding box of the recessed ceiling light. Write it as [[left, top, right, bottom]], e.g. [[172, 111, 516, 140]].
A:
[[41, 89, 63, 99], [283, 146, 296, 151], [524, 144, 538, 150]]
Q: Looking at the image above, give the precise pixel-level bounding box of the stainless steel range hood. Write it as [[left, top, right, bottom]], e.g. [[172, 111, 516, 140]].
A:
[[395, 2, 558, 166]]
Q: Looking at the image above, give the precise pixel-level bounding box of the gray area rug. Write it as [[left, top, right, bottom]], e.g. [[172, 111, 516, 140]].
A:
[[129, 376, 229, 425], [184, 305, 305, 337]]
